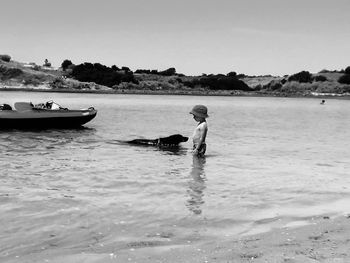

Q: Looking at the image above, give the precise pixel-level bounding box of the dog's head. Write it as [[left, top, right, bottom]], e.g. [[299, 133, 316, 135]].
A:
[[159, 134, 188, 145]]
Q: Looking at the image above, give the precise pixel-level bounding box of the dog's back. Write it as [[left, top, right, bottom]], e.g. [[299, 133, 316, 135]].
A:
[[126, 139, 157, 145], [159, 134, 188, 145], [126, 134, 188, 147]]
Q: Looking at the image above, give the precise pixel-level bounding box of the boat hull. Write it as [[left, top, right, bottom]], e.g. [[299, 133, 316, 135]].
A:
[[0, 109, 97, 129]]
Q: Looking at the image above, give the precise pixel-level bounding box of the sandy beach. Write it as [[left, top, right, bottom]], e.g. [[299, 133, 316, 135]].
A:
[[3, 215, 349, 263], [77, 215, 350, 263]]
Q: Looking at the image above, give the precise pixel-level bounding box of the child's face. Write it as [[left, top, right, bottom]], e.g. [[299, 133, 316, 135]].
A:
[[193, 115, 202, 122]]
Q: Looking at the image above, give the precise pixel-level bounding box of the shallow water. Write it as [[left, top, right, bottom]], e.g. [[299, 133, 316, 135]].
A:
[[1, 91, 350, 260]]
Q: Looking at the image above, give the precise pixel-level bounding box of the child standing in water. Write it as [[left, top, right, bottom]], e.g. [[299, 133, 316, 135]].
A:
[[190, 105, 208, 156]]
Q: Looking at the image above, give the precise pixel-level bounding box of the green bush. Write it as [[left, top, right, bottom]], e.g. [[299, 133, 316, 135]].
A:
[[341, 85, 350, 93], [135, 69, 151, 74], [319, 69, 330, 73], [288, 71, 312, 83], [183, 80, 195, 88], [226, 71, 237, 77], [0, 66, 23, 80], [158, 67, 176, 76], [338, 74, 350, 84], [50, 78, 66, 89], [121, 66, 131, 72], [32, 65, 41, 71], [193, 74, 252, 91], [23, 77, 41, 86], [0, 54, 11, 62], [111, 65, 120, 71], [71, 62, 138, 87], [22, 74, 46, 86], [134, 68, 176, 76], [314, 75, 327, 82], [345, 66, 350, 75], [280, 82, 317, 94], [61, 59, 73, 71], [263, 80, 282, 91]]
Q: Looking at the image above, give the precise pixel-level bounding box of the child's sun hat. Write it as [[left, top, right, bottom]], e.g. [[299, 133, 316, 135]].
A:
[[190, 105, 209, 118]]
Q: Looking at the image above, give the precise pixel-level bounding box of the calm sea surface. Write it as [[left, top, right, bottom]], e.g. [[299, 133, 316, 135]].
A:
[[1, 91, 350, 259]]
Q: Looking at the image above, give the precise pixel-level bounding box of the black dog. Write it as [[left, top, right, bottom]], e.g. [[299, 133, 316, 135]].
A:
[[126, 134, 188, 147]]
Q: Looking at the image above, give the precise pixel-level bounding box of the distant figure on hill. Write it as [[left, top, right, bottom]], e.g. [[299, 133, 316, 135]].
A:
[[320, 99, 326, 105], [43, 59, 51, 67]]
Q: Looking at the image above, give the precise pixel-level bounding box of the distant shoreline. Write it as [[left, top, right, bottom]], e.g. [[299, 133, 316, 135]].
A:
[[2, 59, 350, 101], [1, 87, 350, 100]]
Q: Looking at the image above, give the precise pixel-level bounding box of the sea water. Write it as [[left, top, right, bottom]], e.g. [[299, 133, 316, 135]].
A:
[[1, 91, 350, 259]]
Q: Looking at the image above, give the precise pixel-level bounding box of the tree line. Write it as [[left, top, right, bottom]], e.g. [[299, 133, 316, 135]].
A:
[[60, 59, 252, 91]]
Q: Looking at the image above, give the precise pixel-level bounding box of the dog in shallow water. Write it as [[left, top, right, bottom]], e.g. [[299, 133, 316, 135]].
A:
[[126, 134, 188, 147]]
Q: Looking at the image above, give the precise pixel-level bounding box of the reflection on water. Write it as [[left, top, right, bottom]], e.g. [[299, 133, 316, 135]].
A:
[[157, 146, 188, 156], [110, 140, 189, 155], [186, 156, 206, 214], [0, 127, 97, 151]]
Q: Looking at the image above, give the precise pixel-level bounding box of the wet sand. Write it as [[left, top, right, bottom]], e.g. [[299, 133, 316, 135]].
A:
[[4, 215, 350, 263]]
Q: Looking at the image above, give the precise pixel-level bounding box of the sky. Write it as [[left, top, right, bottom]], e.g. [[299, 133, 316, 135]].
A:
[[0, 0, 349, 76]]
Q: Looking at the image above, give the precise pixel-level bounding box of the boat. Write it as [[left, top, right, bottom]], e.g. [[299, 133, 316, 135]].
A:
[[0, 101, 97, 129]]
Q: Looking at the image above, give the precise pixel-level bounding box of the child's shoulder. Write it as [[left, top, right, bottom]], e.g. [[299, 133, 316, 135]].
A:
[[198, 121, 208, 129]]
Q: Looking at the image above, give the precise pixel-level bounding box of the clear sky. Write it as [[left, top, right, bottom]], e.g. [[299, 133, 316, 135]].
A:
[[1, 0, 349, 76]]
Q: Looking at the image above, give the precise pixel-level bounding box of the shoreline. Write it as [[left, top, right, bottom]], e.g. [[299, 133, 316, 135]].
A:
[[10, 214, 350, 263], [1, 87, 350, 100]]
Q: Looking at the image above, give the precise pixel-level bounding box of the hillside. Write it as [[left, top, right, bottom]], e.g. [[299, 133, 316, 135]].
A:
[[0, 59, 111, 92], [1, 57, 350, 97]]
